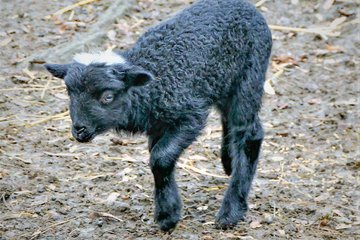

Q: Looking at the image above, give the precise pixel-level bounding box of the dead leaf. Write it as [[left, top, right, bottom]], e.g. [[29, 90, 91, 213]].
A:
[[250, 220, 262, 229], [189, 155, 208, 161], [332, 209, 344, 217], [271, 156, 284, 162], [11, 75, 31, 84], [308, 98, 322, 105], [107, 30, 117, 41], [299, 55, 308, 62], [22, 68, 36, 79], [47, 184, 56, 191], [0, 37, 12, 47], [202, 236, 213, 240], [197, 205, 208, 211], [276, 132, 289, 137], [315, 192, 330, 202], [121, 167, 132, 175], [278, 229, 286, 236], [264, 80, 275, 95], [21, 25, 30, 33], [54, 93, 69, 100], [313, 45, 343, 56], [325, 44, 344, 53], [338, 9, 354, 17], [330, 17, 347, 28], [14, 157, 32, 164], [273, 55, 298, 66], [335, 224, 352, 230], [31, 195, 48, 206], [278, 104, 289, 110]]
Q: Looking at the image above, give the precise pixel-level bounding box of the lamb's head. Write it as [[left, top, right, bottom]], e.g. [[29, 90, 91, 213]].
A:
[[45, 51, 153, 142]]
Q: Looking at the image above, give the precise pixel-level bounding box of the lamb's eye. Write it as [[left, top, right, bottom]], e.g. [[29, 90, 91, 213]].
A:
[[100, 91, 114, 104]]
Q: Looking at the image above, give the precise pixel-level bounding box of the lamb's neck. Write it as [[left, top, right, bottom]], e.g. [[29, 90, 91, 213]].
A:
[[125, 86, 152, 134]]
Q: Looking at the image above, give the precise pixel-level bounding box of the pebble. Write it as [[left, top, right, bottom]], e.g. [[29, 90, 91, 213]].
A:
[[48, 210, 62, 221], [263, 213, 274, 224], [69, 229, 80, 238], [96, 218, 104, 227]]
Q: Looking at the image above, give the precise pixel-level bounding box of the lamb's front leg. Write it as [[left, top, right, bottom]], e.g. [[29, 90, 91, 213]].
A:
[[149, 128, 201, 231]]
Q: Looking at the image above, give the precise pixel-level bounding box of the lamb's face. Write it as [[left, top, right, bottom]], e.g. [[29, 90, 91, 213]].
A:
[[65, 63, 128, 142], [45, 52, 153, 142]]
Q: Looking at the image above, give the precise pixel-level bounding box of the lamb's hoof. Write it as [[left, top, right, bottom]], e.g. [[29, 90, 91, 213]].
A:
[[156, 212, 180, 232], [215, 212, 245, 230]]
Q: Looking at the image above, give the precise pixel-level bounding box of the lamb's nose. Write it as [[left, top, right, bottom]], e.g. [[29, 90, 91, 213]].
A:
[[74, 125, 87, 134]]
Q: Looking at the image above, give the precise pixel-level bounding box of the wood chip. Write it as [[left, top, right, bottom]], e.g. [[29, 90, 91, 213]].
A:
[[0, 37, 12, 47], [323, 0, 335, 10], [105, 192, 120, 204]]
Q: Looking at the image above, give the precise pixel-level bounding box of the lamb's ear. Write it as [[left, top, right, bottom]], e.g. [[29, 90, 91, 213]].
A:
[[44, 64, 70, 79], [125, 66, 154, 87]]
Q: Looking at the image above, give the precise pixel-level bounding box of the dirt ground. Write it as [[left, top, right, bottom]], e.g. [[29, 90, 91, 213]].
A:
[[0, 0, 359, 239]]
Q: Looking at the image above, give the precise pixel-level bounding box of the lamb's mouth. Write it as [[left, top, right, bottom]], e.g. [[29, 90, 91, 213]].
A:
[[75, 132, 96, 143]]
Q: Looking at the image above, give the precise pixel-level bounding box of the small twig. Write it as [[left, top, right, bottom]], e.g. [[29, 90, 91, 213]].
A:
[[22, 68, 36, 80], [26, 110, 69, 127], [69, 173, 114, 181], [45, 0, 99, 19], [0, 115, 15, 122], [41, 77, 52, 99], [0, 162, 19, 168], [269, 68, 285, 81], [103, 154, 143, 163], [272, 178, 313, 199], [334, 204, 360, 214], [179, 165, 201, 181], [93, 212, 123, 222], [1, 194, 13, 211], [255, 0, 268, 7], [202, 221, 215, 226], [30, 218, 77, 240], [177, 162, 228, 179], [269, 24, 341, 38], [44, 152, 81, 157], [0, 86, 65, 92]]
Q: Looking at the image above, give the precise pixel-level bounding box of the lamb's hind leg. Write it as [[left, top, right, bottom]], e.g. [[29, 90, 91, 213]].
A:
[[216, 116, 263, 229], [220, 115, 232, 176], [215, 59, 267, 228]]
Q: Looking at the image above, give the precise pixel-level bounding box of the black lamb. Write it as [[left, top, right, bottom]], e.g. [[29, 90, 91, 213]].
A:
[[45, 0, 272, 231]]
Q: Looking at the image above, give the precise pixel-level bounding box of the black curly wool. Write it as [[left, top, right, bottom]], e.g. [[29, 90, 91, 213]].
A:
[[45, 0, 272, 231]]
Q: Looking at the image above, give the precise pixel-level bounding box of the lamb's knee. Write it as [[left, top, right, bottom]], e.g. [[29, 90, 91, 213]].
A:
[[250, 119, 264, 141]]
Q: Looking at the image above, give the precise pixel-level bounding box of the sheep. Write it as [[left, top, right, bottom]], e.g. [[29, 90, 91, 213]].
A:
[[45, 0, 272, 231]]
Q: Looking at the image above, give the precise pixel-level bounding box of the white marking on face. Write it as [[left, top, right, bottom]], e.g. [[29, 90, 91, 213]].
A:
[[73, 50, 126, 66]]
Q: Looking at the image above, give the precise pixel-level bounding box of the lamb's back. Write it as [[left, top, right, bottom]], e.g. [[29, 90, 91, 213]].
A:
[[126, 0, 271, 122]]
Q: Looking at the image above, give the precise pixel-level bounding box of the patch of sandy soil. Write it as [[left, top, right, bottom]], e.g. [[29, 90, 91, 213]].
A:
[[0, 0, 359, 239]]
